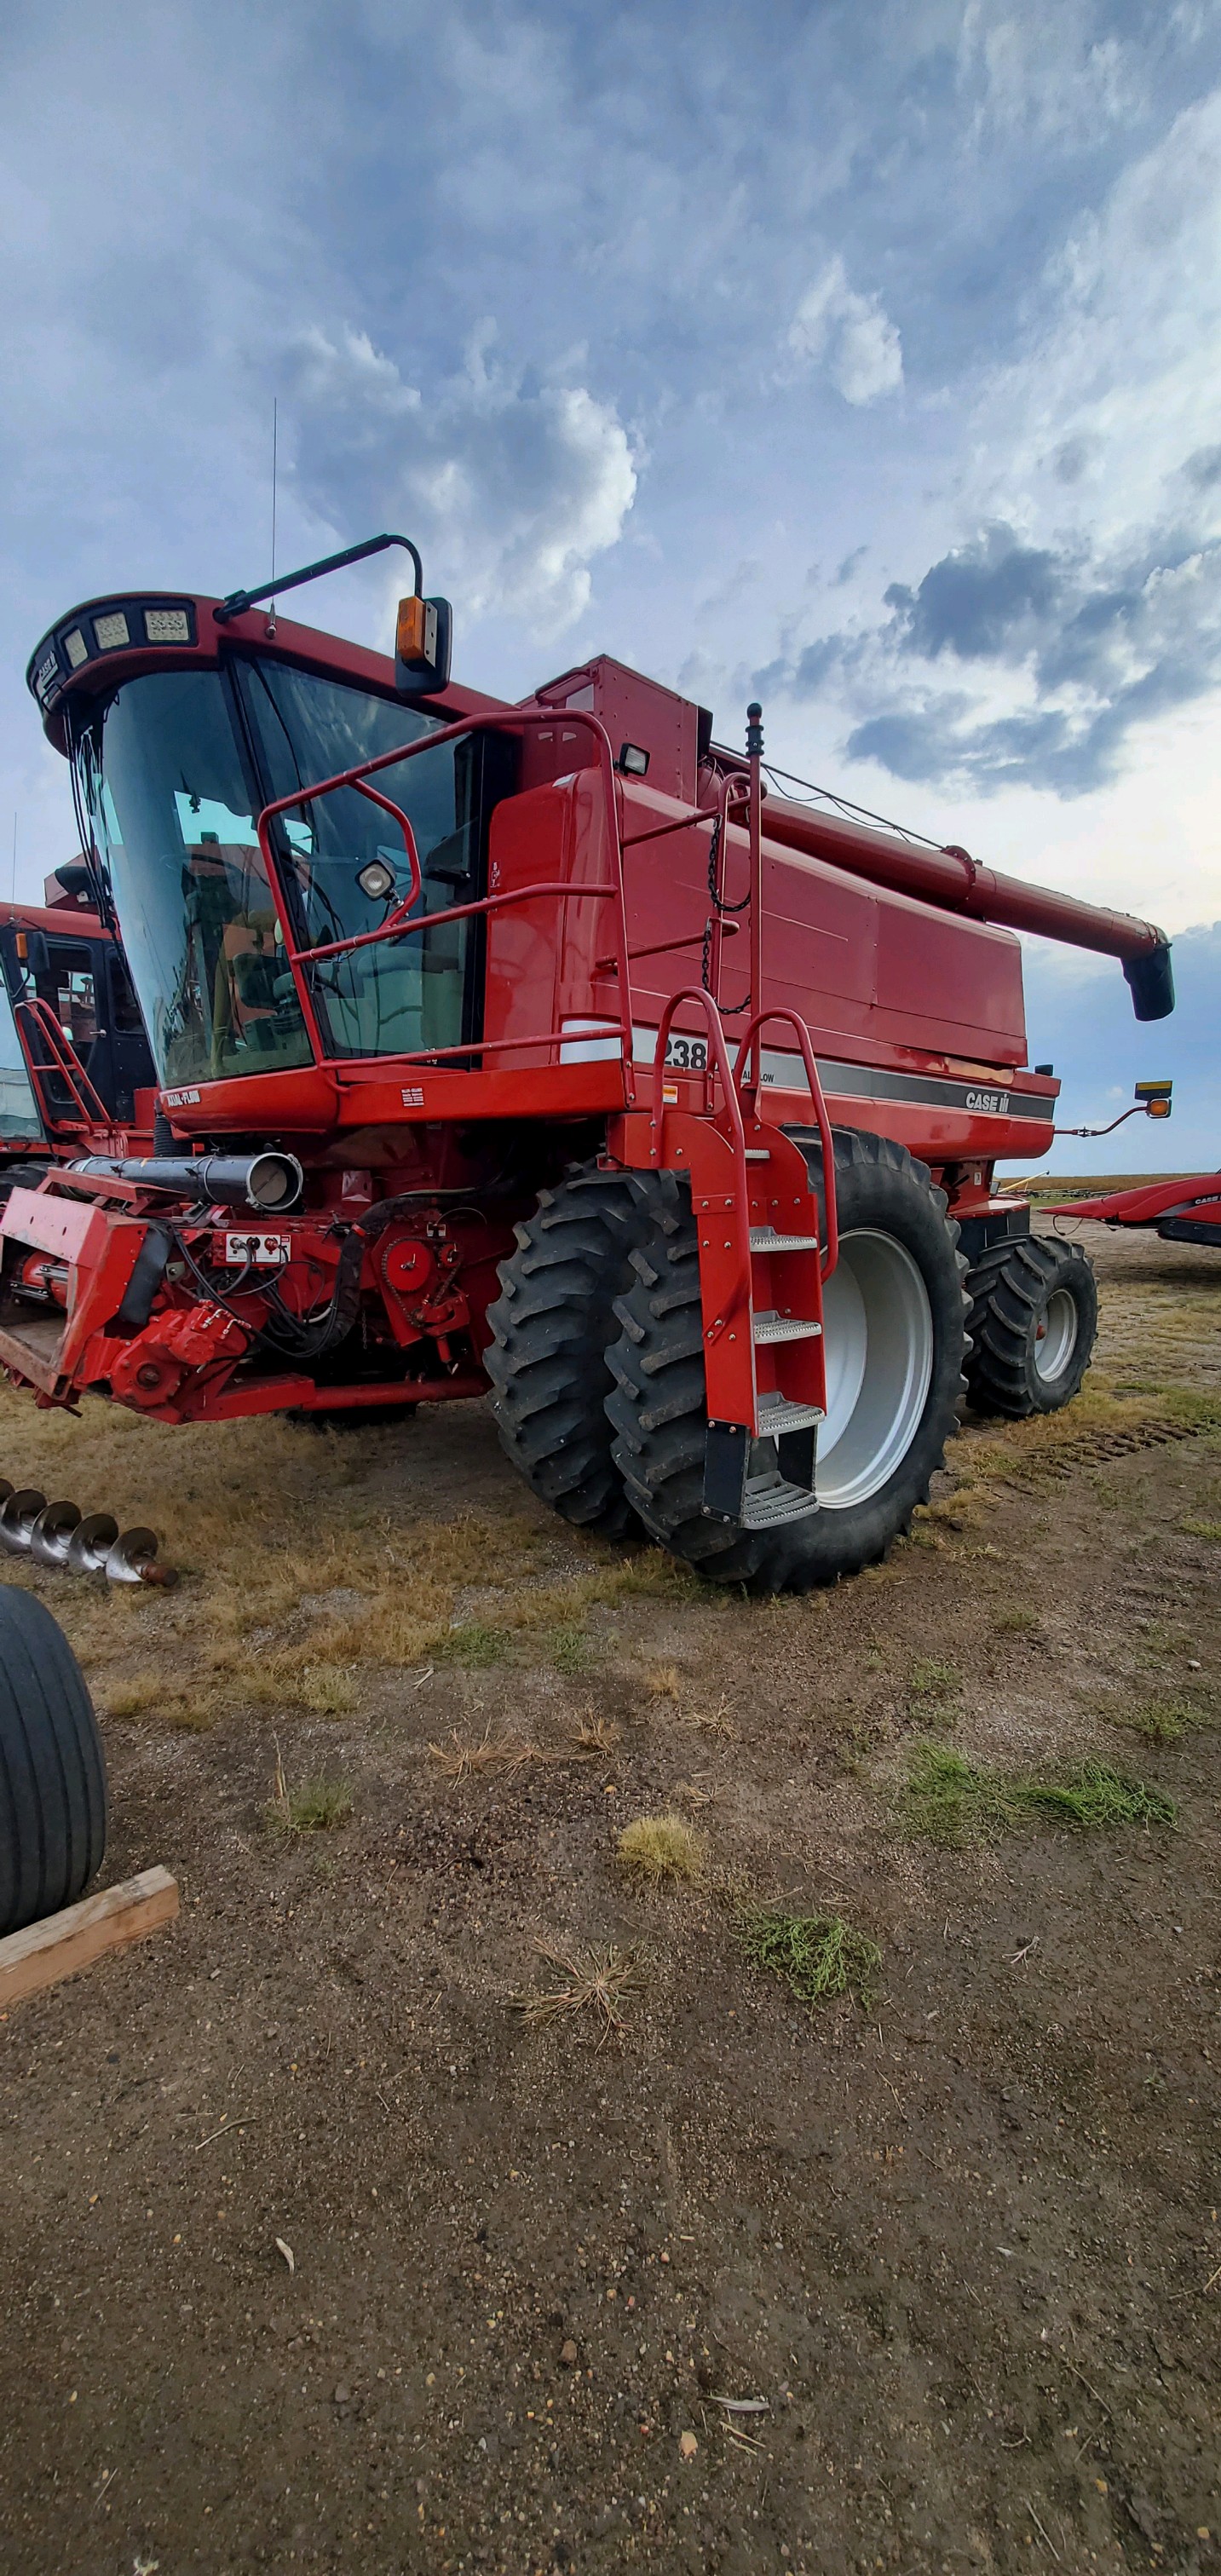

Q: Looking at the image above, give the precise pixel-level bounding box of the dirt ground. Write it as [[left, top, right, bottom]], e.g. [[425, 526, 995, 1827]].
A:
[[2, 1218, 1219, 2576]]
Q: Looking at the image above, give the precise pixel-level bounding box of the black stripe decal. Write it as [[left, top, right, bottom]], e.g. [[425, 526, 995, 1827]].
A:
[[633, 1026, 1051, 1122]]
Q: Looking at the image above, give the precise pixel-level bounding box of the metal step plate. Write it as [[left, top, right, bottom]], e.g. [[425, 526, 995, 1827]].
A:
[[750, 1226, 821, 1253], [757, 1392, 826, 1436], [752, 1311, 822, 1344], [740, 1468, 821, 1530]]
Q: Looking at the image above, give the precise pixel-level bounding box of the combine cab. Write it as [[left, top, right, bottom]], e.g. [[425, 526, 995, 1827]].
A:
[[2, 533, 1174, 1590], [0, 885, 154, 1190]]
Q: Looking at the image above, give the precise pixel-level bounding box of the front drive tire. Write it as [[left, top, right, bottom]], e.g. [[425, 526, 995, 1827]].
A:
[[485, 1163, 658, 1537], [605, 1132, 970, 1593], [0, 1587, 107, 1936], [965, 1233, 1097, 1418]]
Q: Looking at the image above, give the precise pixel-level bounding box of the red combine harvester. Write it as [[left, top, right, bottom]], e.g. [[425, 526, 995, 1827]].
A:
[[0, 880, 154, 1193], [3, 532, 1174, 1592]]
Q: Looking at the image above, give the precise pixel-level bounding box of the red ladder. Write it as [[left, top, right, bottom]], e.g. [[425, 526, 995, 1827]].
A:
[[650, 993, 838, 1530]]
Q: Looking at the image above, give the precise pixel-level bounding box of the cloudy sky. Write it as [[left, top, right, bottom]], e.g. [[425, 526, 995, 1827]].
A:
[[3, 0, 1218, 1165]]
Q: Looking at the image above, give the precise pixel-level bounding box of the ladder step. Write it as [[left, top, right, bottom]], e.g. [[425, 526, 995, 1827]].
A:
[[757, 1392, 825, 1437], [740, 1468, 821, 1530], [743, 1148, 771, 1161], [753, 1311, 821, 1345], [750, 1226, 821, 1253]]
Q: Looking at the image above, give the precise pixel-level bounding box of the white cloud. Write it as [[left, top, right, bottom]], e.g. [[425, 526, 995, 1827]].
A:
[[785, 256, 903, 405], [285, 323, 637, 636], [968, 87, 1221, 546]]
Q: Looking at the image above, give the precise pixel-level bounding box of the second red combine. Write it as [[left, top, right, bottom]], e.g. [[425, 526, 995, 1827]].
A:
[[4, 533, 1173, 1589]]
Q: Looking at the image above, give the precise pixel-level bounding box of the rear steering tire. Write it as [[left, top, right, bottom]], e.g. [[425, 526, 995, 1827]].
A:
[[605, 1131, 970, 1593], [0, 1587, 107, 1936], [485, 1163, 659, 1536], [965, 1233, 1097, 1418]]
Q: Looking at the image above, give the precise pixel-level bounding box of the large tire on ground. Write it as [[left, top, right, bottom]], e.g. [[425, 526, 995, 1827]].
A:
[[485, 1163, 659, 1537], [605, 1131, 970, 1593], [965, 1233, 1097, 1418], [0, 1587, 107, 1936]]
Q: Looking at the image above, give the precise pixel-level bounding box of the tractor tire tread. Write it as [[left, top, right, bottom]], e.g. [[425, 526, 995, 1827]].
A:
[[486, 1166, 660, 1536], [606, 1127, 970, 1593], [965, 1232, 1097, 1418], [0, 1587, 107, 1937]]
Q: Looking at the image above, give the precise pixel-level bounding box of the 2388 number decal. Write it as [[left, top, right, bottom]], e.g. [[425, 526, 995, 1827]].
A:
[[663, 1034, 709, 1072]]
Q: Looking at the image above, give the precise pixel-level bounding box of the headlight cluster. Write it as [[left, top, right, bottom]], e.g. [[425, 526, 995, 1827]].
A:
[[28, 600, 197, 709]]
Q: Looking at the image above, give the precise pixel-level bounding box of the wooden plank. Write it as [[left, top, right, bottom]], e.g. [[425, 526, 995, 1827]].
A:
[[0, 1865, 179, 2007]]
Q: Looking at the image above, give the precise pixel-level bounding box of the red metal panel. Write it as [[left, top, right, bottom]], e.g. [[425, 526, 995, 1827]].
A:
[[0, 1185, 102, 1262], [873, 897, 1025, 1060]]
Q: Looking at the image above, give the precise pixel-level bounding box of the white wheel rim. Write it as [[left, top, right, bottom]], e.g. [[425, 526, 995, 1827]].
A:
[[811, 1229, 935, 1510], [1034, 1284, 1078, 1383]]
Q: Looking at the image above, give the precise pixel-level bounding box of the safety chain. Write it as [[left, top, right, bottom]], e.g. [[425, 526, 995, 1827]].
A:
[[700, 811, 753, 1013]]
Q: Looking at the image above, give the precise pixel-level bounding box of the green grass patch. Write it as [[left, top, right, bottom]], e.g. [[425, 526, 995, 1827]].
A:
[[548, 1623, 599, 1675], [993, 1604, 1040, 1634], [901, 1741, 1176, 1846], [265, 1774, 354, 1835], [1109, 1696, 1207, 1745], [1017, 1762, 1176, 1830], [1182, 1517, 1221, 1542], [734, 1905, 881, 2012], [911, 1657, 961, 1697], [440, 1621, 509, 1668]]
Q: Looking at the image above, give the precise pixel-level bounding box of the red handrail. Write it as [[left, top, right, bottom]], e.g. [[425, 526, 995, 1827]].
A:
[[650, 987, 746, 1167], [256, 707, 636, 1099], [650, 986, 753, 1348], [735, 1006, 838, 1277], [14, 996, 111, 1135]]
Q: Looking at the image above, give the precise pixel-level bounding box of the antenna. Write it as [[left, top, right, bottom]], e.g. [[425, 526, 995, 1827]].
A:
[[9, 813, 15, 906], [268, 398, 279, 637]]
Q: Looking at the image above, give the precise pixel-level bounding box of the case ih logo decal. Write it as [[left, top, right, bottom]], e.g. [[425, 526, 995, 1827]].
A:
[[965, 1088, 1011, 1114]]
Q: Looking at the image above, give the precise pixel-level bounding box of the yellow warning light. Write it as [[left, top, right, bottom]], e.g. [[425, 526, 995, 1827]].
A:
[[1136, 1077, 1172, 1120], [396, 595, 436, 666]]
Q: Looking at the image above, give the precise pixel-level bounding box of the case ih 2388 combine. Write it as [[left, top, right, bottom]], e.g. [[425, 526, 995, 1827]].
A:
[[5, 532, 1174, 1594]]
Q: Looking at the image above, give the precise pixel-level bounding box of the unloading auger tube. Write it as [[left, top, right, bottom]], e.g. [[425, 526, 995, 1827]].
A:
[[5, 538, 1183, 1592], [70, 1152, 304, 1211], [746, 781, 1174, 1020]]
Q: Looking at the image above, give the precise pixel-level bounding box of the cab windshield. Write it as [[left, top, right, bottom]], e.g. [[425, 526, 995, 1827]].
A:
[[76, 658, 497, 1086]]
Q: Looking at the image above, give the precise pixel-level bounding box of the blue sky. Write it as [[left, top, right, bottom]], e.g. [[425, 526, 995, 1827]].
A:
[[2, 0, 1219, 1166]]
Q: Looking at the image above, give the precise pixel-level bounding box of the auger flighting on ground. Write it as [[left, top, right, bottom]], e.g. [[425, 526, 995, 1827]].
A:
[[0, 1481, 177, 1585]]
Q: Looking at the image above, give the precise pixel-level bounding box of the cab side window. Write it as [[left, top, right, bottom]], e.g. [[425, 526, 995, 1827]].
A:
[[34, 946, 98, 1051]]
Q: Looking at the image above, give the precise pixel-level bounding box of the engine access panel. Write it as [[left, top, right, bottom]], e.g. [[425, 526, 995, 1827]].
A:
[[519, 657, 708, 805]]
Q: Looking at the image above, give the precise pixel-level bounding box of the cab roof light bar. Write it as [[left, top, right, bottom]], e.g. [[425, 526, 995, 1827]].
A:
[[213, 531, 424, 625]]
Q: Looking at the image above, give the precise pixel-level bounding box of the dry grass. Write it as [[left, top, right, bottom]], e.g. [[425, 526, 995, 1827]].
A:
[[617, 1812, 706, 1884], [429, 1716, 621, 1779], [994, 1603, 1040, 1634], [682, 1693, 736, 1738], [0, 1379, 671, 1737], [512, 1942, 642, 2038], [642, 1662, 683, 1699]]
